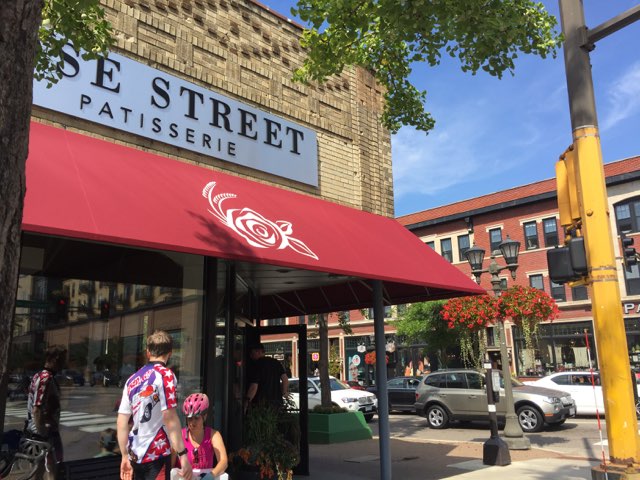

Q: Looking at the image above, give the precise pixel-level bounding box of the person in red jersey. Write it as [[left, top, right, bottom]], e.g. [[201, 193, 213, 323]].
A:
[[117, 330, 192, 480]]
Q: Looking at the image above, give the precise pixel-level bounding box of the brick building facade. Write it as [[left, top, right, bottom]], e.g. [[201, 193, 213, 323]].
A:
[[276, 156, 640, 383], [34, 0, 393, 215]]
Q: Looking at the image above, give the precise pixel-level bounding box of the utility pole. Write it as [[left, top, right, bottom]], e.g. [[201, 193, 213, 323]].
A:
[[558, 1, 640, 475]]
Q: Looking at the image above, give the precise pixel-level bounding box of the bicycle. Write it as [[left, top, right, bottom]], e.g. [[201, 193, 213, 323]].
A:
[[0, 436, 53, 480]]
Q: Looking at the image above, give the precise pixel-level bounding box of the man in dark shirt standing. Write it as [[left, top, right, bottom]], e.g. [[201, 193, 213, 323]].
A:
[[245, 343, 288, 411]]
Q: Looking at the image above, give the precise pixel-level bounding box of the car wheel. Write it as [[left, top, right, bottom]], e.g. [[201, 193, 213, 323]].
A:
[[364, 414, 374, 422], [517, 405, 544, 433], [636, 400, 640, 418], [426, 405, 449, 429]]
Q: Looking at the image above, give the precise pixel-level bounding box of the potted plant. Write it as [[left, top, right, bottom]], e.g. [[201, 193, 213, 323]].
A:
[[229, 403, 299, 480]]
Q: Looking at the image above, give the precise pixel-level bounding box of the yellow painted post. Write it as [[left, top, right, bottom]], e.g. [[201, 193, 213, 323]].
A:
[[573, 126, 640, 464], [559, 0, 640, 468], [555, 155, 572, 229], [556, 147, 581, 230], [564, 147, 581, 224]]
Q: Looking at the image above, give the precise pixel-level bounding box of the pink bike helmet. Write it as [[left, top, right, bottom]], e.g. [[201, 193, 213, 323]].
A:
[[183, 393, 209, 418]]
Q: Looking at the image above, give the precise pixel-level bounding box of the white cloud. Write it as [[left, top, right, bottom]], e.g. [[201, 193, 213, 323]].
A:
[[391, 105, 548, 201], [392, 123, 485, 199], [391, 59, 567, 208], [600, 62, 640, 131]]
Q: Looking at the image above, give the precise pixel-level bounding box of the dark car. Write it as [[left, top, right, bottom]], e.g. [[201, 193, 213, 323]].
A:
[[7, 373, 31, 400], [367, 376, 421, 412], [56, 369, 86, 387]]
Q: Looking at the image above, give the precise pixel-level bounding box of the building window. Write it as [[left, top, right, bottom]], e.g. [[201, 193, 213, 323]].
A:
[[10, 234, 206, 462], [543, 217, 559, 247], [571, 285, 588, 301], [513, 321, 597, 376], [486, 326, 497, 347], [425, 241, 435, 249], [489, 228, 502, 253], [529, 274, 544, 291], [440, 238, 453, 263], [624, 264, 640, 296], [267, 317, 285, 326], [458, 234, 470, 262], [523, 221, 539, 250], [615, 198, 640, 233], [550, 281, 566, 302]]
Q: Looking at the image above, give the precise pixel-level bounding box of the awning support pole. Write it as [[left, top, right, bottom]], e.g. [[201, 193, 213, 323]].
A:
[[373, 280, 391, 480]]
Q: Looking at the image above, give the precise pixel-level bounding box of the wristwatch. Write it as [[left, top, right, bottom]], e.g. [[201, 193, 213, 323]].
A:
[[177, 448, 188, 457]]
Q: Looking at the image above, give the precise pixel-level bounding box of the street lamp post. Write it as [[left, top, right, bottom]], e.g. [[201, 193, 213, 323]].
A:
[[465, 236, 531, 450]]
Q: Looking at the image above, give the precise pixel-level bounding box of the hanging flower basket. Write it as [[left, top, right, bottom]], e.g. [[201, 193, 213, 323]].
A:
[[364, 351, 388, 365], [441, 295, 498, 331], [440, 287, 559, 369], [498, 285, 559, 357], [497, 285, 559, 325]]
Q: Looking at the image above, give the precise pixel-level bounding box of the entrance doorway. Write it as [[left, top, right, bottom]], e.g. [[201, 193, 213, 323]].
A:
[[250, 325, 309, 476]]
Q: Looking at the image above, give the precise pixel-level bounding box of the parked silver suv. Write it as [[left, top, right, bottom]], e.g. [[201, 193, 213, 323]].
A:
[[414, 369, 576, 433]]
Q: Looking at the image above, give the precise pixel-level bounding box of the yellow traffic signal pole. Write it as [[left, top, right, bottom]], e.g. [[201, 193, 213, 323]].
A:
[[559, 1, 640, 473]]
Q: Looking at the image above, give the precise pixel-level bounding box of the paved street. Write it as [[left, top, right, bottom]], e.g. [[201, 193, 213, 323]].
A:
[[299, 413, 608, 479], [370, 412, 611, 459], [4, 384, 122, 460], [4, 388, 612, 477]]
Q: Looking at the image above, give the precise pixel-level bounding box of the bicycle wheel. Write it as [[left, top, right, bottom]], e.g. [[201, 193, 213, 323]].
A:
[[5, 438, 51, 480], [0, 451, 16, 478]]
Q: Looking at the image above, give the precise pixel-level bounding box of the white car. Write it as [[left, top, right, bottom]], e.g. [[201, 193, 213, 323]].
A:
[[524, 371, 640, 416], [288, 376, 378, 421]]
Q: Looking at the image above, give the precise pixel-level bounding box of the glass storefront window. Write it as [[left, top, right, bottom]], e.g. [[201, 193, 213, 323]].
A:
[[344, 336, 367, 383], [513, 322, 596, 376], [7, 234, 204, 462]]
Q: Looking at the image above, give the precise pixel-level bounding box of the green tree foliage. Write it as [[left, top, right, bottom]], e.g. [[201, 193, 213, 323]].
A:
[[393, 301, 457, 368], [37, 0, 112, 85], [328, 343, 342, 378], [292, 0, 561, 133]]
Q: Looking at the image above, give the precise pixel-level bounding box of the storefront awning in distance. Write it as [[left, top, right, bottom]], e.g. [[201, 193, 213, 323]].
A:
[[23, 122, 483, 318]]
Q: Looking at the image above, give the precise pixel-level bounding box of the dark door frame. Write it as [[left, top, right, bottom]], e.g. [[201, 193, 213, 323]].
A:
[[255, 324, 309, 476]]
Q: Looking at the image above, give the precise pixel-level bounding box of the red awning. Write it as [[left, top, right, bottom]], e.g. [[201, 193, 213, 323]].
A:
[[23, 122, 483, 317]]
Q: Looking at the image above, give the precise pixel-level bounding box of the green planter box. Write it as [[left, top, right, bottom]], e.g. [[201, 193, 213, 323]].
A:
[[308, 411, 373, 444]]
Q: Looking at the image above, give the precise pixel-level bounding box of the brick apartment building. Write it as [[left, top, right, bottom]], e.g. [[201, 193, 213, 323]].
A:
[[276, 156, 640, 382]]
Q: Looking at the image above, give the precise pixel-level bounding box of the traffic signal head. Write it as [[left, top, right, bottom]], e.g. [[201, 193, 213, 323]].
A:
[[547, 237, 588, 284], [621, 231, 637, 271], [53, 296, 69, 322], [100, 300, 110, 319]]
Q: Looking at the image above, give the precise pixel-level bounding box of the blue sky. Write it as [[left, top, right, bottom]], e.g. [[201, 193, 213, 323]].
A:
[[265, 1, 640, 217]]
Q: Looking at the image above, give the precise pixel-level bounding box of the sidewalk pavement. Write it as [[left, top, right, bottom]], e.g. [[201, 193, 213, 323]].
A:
[[296, 437, 598, 480]]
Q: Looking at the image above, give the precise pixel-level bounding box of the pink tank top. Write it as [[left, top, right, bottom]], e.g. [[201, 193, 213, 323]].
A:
[[181, 427, 217, 469]]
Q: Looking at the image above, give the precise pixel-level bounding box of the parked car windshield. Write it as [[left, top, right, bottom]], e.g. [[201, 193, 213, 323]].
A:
[[314, 378, 349, 391]]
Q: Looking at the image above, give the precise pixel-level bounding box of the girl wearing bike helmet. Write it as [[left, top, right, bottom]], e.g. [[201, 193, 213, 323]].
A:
[[174, 393, 227, 479]]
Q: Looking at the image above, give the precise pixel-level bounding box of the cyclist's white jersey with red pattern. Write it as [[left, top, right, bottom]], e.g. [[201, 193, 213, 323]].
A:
[[25, 369, 61, 435], [118, 362, 177, 463]]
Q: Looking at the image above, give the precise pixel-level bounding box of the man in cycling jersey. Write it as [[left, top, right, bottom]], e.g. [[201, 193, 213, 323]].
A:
[[25, 345, 66, 480], [117, 330, 192, 480]]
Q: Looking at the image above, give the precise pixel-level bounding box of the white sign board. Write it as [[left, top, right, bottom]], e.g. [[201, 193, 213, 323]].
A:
[[33, 46, 319, 186]]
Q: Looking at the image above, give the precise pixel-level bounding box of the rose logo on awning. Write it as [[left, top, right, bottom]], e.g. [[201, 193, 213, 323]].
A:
[[203, 181, 319, 260]]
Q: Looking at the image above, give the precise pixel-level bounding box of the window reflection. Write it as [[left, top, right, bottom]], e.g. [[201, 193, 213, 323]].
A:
[[7, 234, 204, 462]]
